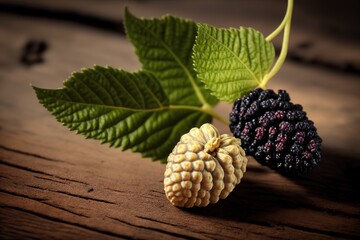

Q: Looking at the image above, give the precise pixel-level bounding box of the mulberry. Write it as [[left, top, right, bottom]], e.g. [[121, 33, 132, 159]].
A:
[[230, 88, 322, 174], [164, 123, 248, 207]]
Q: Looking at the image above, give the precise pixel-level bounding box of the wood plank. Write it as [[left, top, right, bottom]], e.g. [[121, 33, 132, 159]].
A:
[[1, 147, 357, 240], [1, 5, 360, 240], [0, 207, 120, 240]]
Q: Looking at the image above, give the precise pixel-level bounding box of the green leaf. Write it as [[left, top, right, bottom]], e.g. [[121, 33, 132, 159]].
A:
[[193, 24, 275, 102], [34, 66, 211, 162], [124, 8, 218, 107]]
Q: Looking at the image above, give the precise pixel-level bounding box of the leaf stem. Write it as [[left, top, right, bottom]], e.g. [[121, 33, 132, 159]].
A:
[[265, 0, 293, 42], [169, 105, 229, 125], [260, 0, 293, 89], [202, 104, 229, 125]]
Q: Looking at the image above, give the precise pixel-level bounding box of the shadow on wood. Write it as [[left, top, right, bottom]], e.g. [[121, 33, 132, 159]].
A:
[[181, 147, 360, 239]]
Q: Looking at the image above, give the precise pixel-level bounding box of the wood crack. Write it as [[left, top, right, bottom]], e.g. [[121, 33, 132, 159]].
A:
[[280, 222, 359, 239], [0, 189, 47, 202], [0, 159, 88, 185], [0, 189, 89, 218], [135, 216, 232, 240], [107, 216, 203, 240], [135, 216, 178, 227], [227, 192, 359, 221], [53, 190, 116, 204], [1, 206, 136, 240], [148, 190, 163, 197], [34, 175, 67, 184], [42, 202, 90, 218], [0, 144, 75, 165], [222, 217, 358, 239], [252, 197, 360, 219], [298, 202, 360, 219], [25, 185, 116, 205], [149, 190, 164, 194]]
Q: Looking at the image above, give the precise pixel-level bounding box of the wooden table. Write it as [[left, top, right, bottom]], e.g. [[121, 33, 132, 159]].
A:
[[1, 1, 359, 239]]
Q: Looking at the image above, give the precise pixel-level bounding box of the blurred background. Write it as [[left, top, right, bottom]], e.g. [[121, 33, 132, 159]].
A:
[[1, 0, 360, 71]]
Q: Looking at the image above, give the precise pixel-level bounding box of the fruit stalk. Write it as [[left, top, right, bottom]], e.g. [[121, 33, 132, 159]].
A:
[[260, 0, 294, 89]]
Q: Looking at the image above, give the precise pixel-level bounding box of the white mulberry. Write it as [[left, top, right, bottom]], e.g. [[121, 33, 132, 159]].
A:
[[164, 123, 248, 207]]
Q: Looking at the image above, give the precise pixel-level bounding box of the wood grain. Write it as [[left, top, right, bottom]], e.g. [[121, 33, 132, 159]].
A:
[[1, 2, 360, 239]]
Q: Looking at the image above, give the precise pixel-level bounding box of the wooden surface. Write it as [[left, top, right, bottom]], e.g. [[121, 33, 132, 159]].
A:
[[1, 1, 360, 239]]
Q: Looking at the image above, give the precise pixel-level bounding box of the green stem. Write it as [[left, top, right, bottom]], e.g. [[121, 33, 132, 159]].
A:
[[260, 0, 293, 89], [202, 104, 230, 125], [169, 105, 229, 125], [266, 0, 293, 42]]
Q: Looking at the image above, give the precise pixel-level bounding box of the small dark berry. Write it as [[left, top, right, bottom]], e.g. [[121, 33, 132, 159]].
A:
[[278, 90, 290, 101], [275, 142, 285, 152], [279, 121, 292, 133], [264, 141, 273, 153], [255, 127, 265, 140], [259, 115, 271, 127], [274, 110, 285, 120], [293, 131, 305, 144], [268, 126, 277, 140], [307, 139, 317, 152], [261, 99, 277, 109], [290, 144, 303, 155], [294, 104, 303, 111], [286, 111, 296, 121], [279, 101, 291, 110]]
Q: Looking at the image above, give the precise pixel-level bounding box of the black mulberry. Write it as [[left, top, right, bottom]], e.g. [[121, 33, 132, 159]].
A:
[[229, 88, 322, 174]]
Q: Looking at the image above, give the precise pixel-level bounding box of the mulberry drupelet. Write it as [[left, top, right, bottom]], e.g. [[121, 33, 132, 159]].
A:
[[229, 88, 322, 174]]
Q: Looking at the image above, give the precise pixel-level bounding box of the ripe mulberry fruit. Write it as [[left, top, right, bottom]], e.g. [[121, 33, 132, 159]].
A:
[[164, 123, 248, 207], [229, 88, 322, 174]]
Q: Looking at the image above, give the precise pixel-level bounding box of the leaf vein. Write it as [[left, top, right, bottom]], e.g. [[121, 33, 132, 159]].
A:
[[204, 28, 259, 84], [133, 18, 208, 106], [98, 69, 141, 108]]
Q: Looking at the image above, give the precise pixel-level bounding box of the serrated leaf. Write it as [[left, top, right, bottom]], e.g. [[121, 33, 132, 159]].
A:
[[34, 66, 211, 162], [124, 8, 218, 107], [193, 24, 275, 102]]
